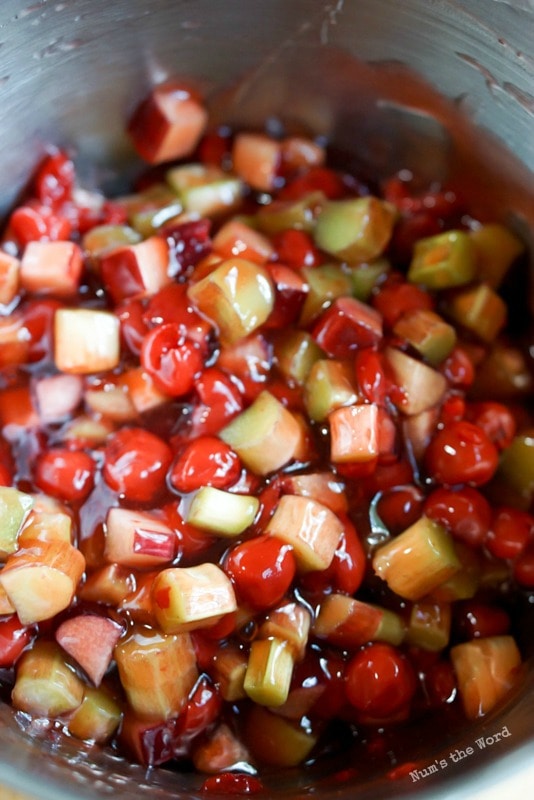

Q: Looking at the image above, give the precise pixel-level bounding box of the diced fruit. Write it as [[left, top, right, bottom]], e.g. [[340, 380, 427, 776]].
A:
[[193, 723, 251, 774], [408, 231, 475, 289], [314, 197, 396, 263], [213, 219, 274, 264], [54, 309, 120, 374], [256, 192, 326, 235], [372, 517, 460, 601], [281, 471, 348, 515], [0, 539, 85, 624], [185, 487, 259, 536], [128, 82, 208, 165], [20, 241, 83, 296], [167, 164, 243, 217], [19, 509, 72, 546], [406, 601, 451, 651], [232, 132, 281, 192], [312, 296, 383, 357], [444, 283, 507, 343], [384, 347, 448, 415], [56, 613, 123, 686], [104, 507, 177, 569], [79, 563, 134, 606], [82, 223, 142, 257], [188, 257, 274, 346], [103, 427, 173, 503], [329, 403, 379, 463], [313, 594, 405, 648], [224, 536, 297, 611], [153, 563, 237, 633], [34, 448, 96, 504], [33, 373, 84, 423], [0, 487, 33, 560], [304, 359, 358, 423], [470, 223, 525, 288], [12, 641, 85, 717], [211, 645, 248, 702], [350, 258, 390, 301], [68, 685, 122, 743], [0, 251, 20, 305], [274, 330, 323, 385], [345, 643, 416, 719], [450, 636, 521, 719], [494, 432, 534, 511], [219, 390, 301, 475], [245, 705, 319, 767], [266, 494, 343, 572], [299, 264, 353, 326], [100, 236, 171, 303], [114, 626, 198, 719], [257, 602, 311, 661], [244, 637, 294, 707], [393, 309, 456, 366]]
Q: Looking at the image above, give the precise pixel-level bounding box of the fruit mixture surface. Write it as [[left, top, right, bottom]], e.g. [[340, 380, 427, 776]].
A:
[[0, 82, 532, 793]]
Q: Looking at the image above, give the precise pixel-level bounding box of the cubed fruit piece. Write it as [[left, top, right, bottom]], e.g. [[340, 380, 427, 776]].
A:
[[56, 613, 124, 686], [281, 471, 348, 515], [54, 309, 120, 374], [406, 601, 451, 651], [20, 241, 83, 296], [408, 231, 476, 289], [193, 723, 251, 774], [167, 164, 244, 217], [0, 315, 30, 368], [274, 330, 323, 385], [232, 132, 282, 192], [299, 264, 353, 326], [0, 385, 39, 429], [444, 283, 507, 343], [266, 494, 343, 572], [187, 257, 274, 346], [127, 83, 208, 165], [402, 407, 440, 463], [82, 223, 142, 257], [245, 704, 319, 767], [470, 223, 525, 288], [213, 219, 274, 264], [329, 403, 379, 464], [256, 191, 326, 235], [153, 563, 237, 633], [33, 373, 84, 424], [12, 641, 85, 717], [350, 258, 390, 301], [211, 645, 248, 702], [430, 542, 481, 602], [79, 563, 134, 606], [312, 296, 383, 357], [0, 251, 20, 305], [304, 359, 358, 423], [117, 367, 171, 414], [0, 539, 85, 624], [265, 263, 309, 329], [257, 602, 312, 661], [104, 508, 177, 569], [185, 487, 259, 536], [84, 384, 136, 422], [372, 517, 460, 601], [219, 390, 301, 475], [314, 197, 396, 264], [313, 594, 405, 648], [19, 510, 72, 546], [0, 487, 33, 560], [68, 685, 122, 743], [496, 433, 534, 511], [244, 637, 294, 707], [384, 347, 448, 415], [393, 309, 456, 366], [100, 236, 171, 303], [114, 626, 198, 719], [450, 635, 521, 719]]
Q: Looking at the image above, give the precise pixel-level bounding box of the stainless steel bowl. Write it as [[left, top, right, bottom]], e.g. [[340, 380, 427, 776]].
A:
[[0, 1, 533, 798]]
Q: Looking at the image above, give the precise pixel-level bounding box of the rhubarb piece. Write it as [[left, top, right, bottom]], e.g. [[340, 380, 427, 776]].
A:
[[79, 563, 134, 606], [281, 471, 348, 515], [188, 257, 274, 346], [244, 637, 294, 707], [60, 415, 114, 445], [444, 283, 507, 343], [274, 330, 323, 385], [219, 390, 301, 475], [281, 136, 325, 170], [127, 83, 208, 165], [406, 601, 451, 651], [213, 219, 274, 264], [408, 231, 476, 289], [329, 403, 379, 463], [192, 722, 251, 774], [314, 197, 396, 264], [245, 704, 318, 767], [0, 384, 39, 429], [470, 223, 525, 288], [0, 315, 30, 368], [496, 432, 534, 510], [255, 191, 326, 235], [403, 407, 441, 463], [68, 685, 122, 743], [84, 383, 137, 422], [54, 308, 120, 374], [257, 602, 312, 661], [350, 258, 390, 301], [166, 163, 243, 217], [114, 626, 198, 719], [153, 563, 237, 633], [232, 132, 282, 192], [211, 645, 248, 702], [313, 594, 405, 648], [312, 296, 383, 357], [450, 635, 521, 719], [12, 641, 85, 717], [430, 542, 481, 602], [0, 251, 20, 305], [384, 347, 448, 415], [0, 487, 33, 560], [20, 241, 83, 296], [56, 613, 124, 686], [82, 223, 142, 257], [100, 236, 171, 303], [266, 494, 343, 572], [303, 359, 358, 423], [33, 373, 84, 424], [299, 264, 353, 326], [117, 367, 171, 414], [393, 309, 456, 366], [0, 539, 85, 624], [372, 517, 460, 601], [185, 487, 259, 536], [104, 508, 177, 569], [265, 263, 309, 328], [19, 509, 72, 546]]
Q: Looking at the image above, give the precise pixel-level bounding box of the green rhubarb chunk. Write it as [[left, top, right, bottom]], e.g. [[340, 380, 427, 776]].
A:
[[470, 223, 525, 288], [406, 601, 451, 651], [408, 230, 476, 289], [350, 258, 391, 301], [255, 191, 326, 234], [274, 330, 324, 385], [166, 163, 243, 217], [186, 487, 259, 536], [314, 197, 396, 264], [303, 359, 358, 422], [299, 264, 353, 325], [130, 201, 183, 237], [393, 308, 457, 366], [12, 641, 85, 718], [0, 487, 33, 560], [444, 283, 507, 342], [495, 432, 534, 511]]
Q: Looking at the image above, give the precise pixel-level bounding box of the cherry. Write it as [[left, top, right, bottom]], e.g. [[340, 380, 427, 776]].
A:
[[423, 487, 492, 548], [201, 773, 265, 795], [355, 349, 388, 406], [170, 436, 242, 494], [224, 535, 297, 610], [465, 401, 517, 451], [345, 643, 416, 718], [454, 601, 510, 640], [440, 347, 475, 388], [424, 421, 499, 488], [371, 275, 434, 329], [486, 507, 534, 561], [190, 367, 243, 436], [141, 322, 204, 397], [34, 448, 96, 504], [0, 616, 33, 667], [103, 427, 172, 503], [273, 228, 321, 268]]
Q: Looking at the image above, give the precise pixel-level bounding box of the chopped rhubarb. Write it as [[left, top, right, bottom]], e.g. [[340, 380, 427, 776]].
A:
[[314, 594, 405, 648], [67, 685, 122, 743], [56, 613, 124, 686], [54, 308, 120, 374], [329, 403, 380, 463], [312, 296, 383, 358], [100, 236, 171, 303], [384, 347, 447, 415], [12, 640, 85, 718], [232, 132, 282, 192], [303, 359, 358, 423], [408, 230, 476, 289], [313, 197, 396, 263], [244, 637, 294, 707], [257, 602, 312, 661], [245, 705, 319, 767], [33, 373, 84, 424], [213, 219, 274, 264], [153, 563, 237, 633], [20, 241, 83, 297], [185, 487, 259, 536], [470, 223, 525, 288], [104, 508, 177, 569], [0, 487, 33, 560], [0, 251, 20, 305]]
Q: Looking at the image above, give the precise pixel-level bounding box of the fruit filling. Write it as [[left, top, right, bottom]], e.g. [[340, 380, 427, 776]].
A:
[[0, 81, 532, 788]]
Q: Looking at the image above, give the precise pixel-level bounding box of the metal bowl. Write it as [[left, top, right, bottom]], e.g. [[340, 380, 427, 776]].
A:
[[0, 1, 533, 798]]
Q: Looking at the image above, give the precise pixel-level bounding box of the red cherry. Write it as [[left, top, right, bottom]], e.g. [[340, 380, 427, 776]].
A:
[[454, 601, 510, 640], [0, 616, 33, 667], [103, 427, 172, 503], [440, 347, 475, 388], [424, 421, 499, 487], [345, 643, 416, 718], [423, 487, 492, 548], [141, 322, 204, 397], [190, 367, 243, 436], [465, 401, 517, 451], [33, 150, 75, 206], [224, 534, 297, 610], [371, 275, 434, 329], [170, 436, 241, 494], [34, 448, 96, 504], [486, 507, 534, 561], [355, 349, 388, 406], [273, 228, 321, 269]]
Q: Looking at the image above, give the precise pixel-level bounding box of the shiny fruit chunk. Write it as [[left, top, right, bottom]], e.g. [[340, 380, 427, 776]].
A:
[[424, 420, 499, 488], [54, 308, 120, 374], [56, 613, 123, 686], [450, 636, 521, 719], [170, 436, 241, 494], [34, 448, 96, 504], [104, 507, 177, 569], [224, 536, 297, 611], [244, 637, 294, 707], [140, 322, 203, 397], [12, 640, 85, 717], [153, 563, 237, 633], [0, 251, 20, 305], [0, 487, 33, 560], [385, 347, 447, 415], [257, 602, 311, 661], [245, 704, 318, 767], [34, 373, 84, 424], [103, 427, 173, 503], [314, 196, 395, 263], [314, 594, 405, 648], [345, 642, 416, 719], [20, 241, 83, 296], [329, 403, 379, 464], [393, 308, 456, 366], [127, 83, 208, 165], [100, 236, 171, 303], [232, 132, 281, 192], [312, 296, 383, 357], [185, 487, 259, 537], [408, 230, 476, 289], [68, 685, 122, 743]]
